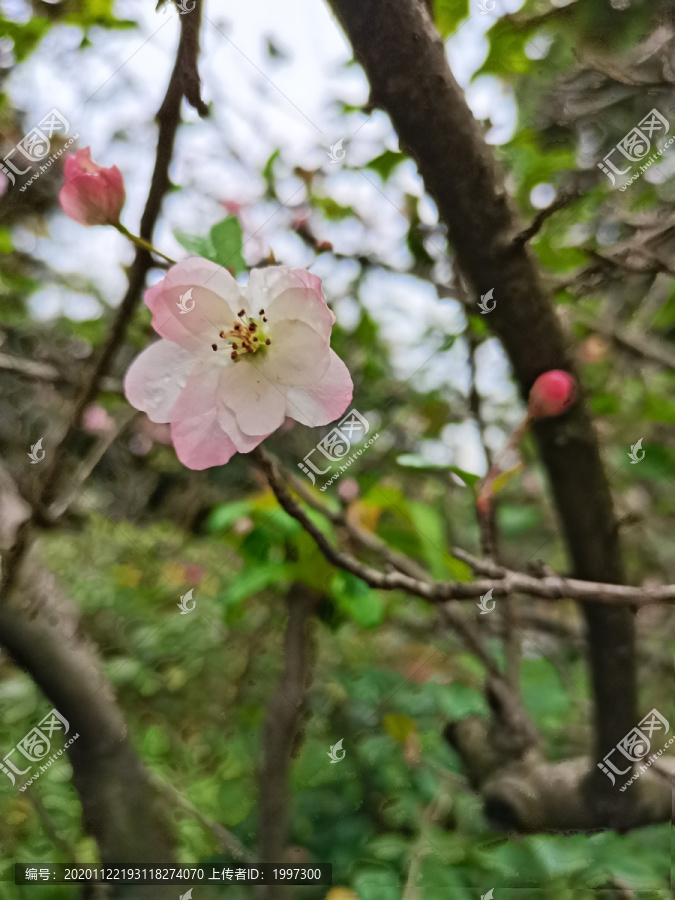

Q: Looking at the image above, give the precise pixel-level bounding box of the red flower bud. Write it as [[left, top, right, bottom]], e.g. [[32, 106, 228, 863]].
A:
[[528, 370, 577, 419], [59, 147, 126, 227]]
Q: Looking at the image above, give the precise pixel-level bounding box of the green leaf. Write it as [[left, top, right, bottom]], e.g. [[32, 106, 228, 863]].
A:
[[352, 865, 400, 900], [627, 443, 675, 483], [0, 228, 13, 254], [224, 562, 290, 605], [366, 833, 410, 862], [0, 15, 53, 62], [520, 658, 570, 721], [291, 738, 345, 789], [219, 735, 253, 780], [206, 500, 255, 533], [209, 215, 246, 274], [643, 393, 675, 424], [366, 150, 407, 181], [447, 465, 480, 490], [173, 230, 213, 258], [394, 455, 480, 493], [497, 503, 540, 535], [476, 16, 535, 79], [292, 529, 336, 592], [174, 216, 245, 274], [217, 777, 256, 826], [491, 463, 523, 496], [313, 195, 355, 220], [651, 287, 675, 329], [590, 393, 621, 416], [407, 502, 471, 581], [262, 148, 280, 197], [382, 713, 417, 743], [431, 683, 488, 719], [434, 0, 470, 39], [140, 726, 170, 758], [332, 571, 384, 627]]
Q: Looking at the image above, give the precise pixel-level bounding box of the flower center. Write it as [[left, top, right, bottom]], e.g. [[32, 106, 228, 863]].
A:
[[210, 308, 271, 361]]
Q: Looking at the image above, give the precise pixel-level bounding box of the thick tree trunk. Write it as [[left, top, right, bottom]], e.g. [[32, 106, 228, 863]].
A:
[[0, 479, 177, 899], [326, 0, 637, 824]]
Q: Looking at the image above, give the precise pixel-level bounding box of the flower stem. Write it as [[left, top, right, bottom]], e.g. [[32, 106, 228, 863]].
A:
[[115, 224, 175, 264]]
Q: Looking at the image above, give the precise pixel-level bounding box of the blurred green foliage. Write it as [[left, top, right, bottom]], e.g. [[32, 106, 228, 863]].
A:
[[0, 0, 674, 897]]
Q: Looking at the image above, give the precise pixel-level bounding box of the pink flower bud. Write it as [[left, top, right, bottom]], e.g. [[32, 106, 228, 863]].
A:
[[59, 147, 125, 227], [528, 370, 577, 419]]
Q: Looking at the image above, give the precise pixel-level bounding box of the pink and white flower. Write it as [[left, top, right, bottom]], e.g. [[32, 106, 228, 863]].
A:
[[124, 260, 353, 470]]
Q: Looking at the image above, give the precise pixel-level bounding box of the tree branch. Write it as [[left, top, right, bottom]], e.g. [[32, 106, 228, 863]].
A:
[[258, 583, 317, 897], [0, 470, 176, 898], [253, 447, 675, 608], [150, 772, 254, 863], [446, 717, 675, 833], [325, 0, 637, 823]]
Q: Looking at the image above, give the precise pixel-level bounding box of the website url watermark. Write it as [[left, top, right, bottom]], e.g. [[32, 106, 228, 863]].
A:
[[19, 733, 80, 791], [1, 708, 78, 790], [597, 707, 670, 790], [19, 133, 79, 192], [319, 432, 380, 491], [0, 108, 74, 191], [297, 408, 375, 491], [619, 734, 675, 791], [597, 108, 671, 190]]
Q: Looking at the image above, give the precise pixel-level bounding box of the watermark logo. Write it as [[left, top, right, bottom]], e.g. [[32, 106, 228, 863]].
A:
[[327, 138, 346, 163], [477, 588, 495, 615], [177, 288, 195, 314], [628, 438, 645, 464], [1, 709, 78, 790], [481, 891, 494, 900], [597, 109, 672, 190], [176, 0, 196, 13], [27, 438, 45, 464], [477, 0, 496, 13], [179, 890, 194, 900], [327, 738, 346, 764], [298, 408, 376, 491], [477, 288, 496, 314], [597, 708, 671, 789], [177, 589, 196, 614], [1, 109, 73, 190]]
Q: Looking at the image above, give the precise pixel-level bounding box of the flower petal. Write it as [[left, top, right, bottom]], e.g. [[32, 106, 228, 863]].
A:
[[60, 148, 126, 226], [123, 340, 195, 423], [168, 361, 270, 453], [217, 401, 271, 453], [170, 409, 239, 470], [283, 350, 354, 427], [257, 319, 331, 386], [144, 257, 246, 352], [220, 361, 287, 436], [246, 266, 335, 340]]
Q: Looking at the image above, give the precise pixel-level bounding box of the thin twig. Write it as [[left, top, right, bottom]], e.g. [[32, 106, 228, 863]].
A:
[[47, 409, 139, 520], [252, 447, 675, 608], [0, 351, 121, 392], [151, 773, 254, 863], [1, 0, 208, 600], [512, 188, 583, 246]]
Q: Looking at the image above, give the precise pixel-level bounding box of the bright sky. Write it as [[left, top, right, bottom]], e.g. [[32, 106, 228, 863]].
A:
[[2, 0, 527, 474]]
